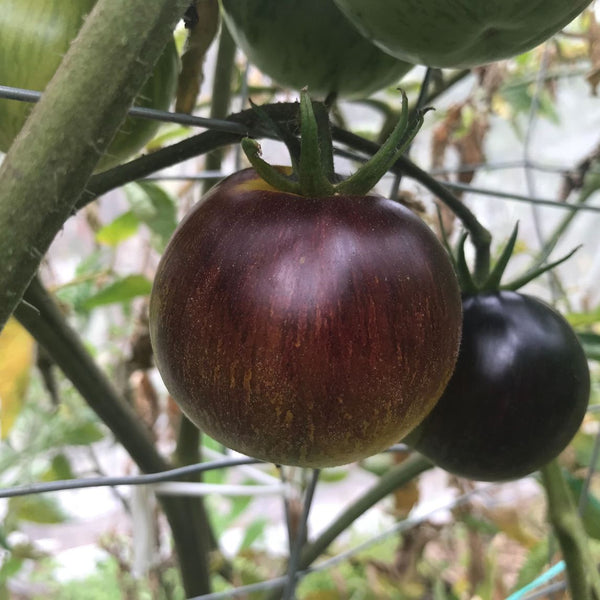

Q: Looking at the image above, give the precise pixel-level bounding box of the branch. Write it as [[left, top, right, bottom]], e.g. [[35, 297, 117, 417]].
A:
[[0, 0, 191, 332], [202, 24, 237, 193], [540, 460, 600, 600], [15, 277, 212, 597], [265, 453, 432, 600]]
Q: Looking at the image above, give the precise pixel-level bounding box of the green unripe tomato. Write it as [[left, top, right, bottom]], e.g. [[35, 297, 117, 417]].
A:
[[332, 0, 591, 68], [0, 0, 179, 170], [220, 0, 413, 99]]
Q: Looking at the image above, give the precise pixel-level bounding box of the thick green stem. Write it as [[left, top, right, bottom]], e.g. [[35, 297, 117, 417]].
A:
[[15, 277, 212, 597], [540, 460, 600, 600], [265, 453, 432, 600], [0, 0, 191, 333], [202, 24, 237, 193]]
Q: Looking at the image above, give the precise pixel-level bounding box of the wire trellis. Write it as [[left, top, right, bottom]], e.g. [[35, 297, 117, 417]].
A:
[[1, 41, 599, 600]]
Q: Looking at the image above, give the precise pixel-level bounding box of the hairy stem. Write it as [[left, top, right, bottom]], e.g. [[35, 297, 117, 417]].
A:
[[0, 0, 191, 332], [15, 277, 212, 597]]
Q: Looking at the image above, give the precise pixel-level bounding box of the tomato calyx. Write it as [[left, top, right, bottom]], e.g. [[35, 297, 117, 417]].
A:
[[241, 89, 431, 198], [446, 221, 581, 294]]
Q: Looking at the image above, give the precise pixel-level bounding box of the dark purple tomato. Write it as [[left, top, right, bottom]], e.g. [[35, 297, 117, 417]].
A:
[[149, 168, 462, 468], [406, 291, 590, 481]]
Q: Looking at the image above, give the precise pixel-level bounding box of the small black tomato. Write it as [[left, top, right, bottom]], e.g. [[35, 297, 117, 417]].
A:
[[406, 291, 590, 481]]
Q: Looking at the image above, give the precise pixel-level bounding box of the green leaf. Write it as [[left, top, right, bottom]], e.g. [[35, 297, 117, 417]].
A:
[[211, 494, 253, 537], [61, 421, 105, 446], [8, 495, 68, 524], [0, 556, 23, 584], [124, 181, 177, 250], [239, 517, 267, 550], [511, 539, 550, 592], [567, 308, 600, 328], [81, 275, 152, 310], [42, 453, 75, 481], [577, 332, 600, 361], [95, 211, 140, 246], [565, 472, 600, 540]]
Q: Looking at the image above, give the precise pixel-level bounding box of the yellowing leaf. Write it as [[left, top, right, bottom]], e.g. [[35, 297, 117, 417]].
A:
[[0, 318, 34, 438]]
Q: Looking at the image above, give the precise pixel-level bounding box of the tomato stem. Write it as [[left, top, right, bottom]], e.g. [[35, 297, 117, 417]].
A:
[[540, 459, 600, 600]]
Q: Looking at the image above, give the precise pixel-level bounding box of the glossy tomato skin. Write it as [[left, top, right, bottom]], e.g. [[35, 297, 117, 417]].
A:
[[332, 0, 591, 68], [0, 0, 179, 170], [150, 168, 462, 467], [220, 0, 413, 98], [407, 292, 590, 481]]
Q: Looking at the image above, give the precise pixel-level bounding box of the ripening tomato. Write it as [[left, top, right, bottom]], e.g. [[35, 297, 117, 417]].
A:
[[0, 0, 179, 170], [149, 168, 462, 467], [332, 0, 591, 68], [220, 0, 413, 98], [406, 292, 590, 481]]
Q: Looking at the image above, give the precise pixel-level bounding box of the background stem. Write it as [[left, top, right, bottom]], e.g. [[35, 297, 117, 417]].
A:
[[0, 0, 191, 333], [265, 453, 432, 600], [540, 459, 600, 600], [15, 277, 212, 597], [202, 25, 237, 193]]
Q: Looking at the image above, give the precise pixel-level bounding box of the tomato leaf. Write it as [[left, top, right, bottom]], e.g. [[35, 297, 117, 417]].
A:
[[0, 318, 34, 438], [8, 495, 68, 524], [60, 421, 105, 446], [81, 275, 152, 310], [564, 471, 600, 540], [41, 454, 75, 481], [239, 517, 267, 550], [577, 332, 600, 361], [95, 211, 140, 246], [511, 539, 551, 593], [124, 182, 178, 250]]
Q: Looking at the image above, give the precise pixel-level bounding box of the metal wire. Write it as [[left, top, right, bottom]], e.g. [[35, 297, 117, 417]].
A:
[[0, 445, 415, 499], [0, 84, 248, 134], [0, 456, 261, 498]]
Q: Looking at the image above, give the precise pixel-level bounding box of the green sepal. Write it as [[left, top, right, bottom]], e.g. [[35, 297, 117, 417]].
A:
[[298, 90, 335, 196], [435, 204, 454, 257], [455, 232, 478, 295], [241, 138, 302, 195], [335, 91, 429, 196], [248, 98, 301, 173], [481, 222, 519, 291], [502, 245, 582, 291]]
